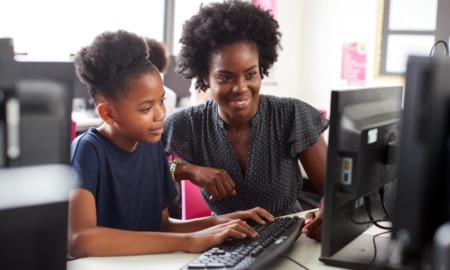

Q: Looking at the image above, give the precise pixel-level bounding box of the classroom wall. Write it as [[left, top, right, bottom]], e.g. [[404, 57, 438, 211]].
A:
[[263, 0, 402, 115]]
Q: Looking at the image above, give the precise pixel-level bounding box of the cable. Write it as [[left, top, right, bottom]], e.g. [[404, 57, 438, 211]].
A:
[[378, 187, 391, 219], [349, 197, 390, 226], [429, 40, 449, 57], [364, 197, 392, 230], [349, 212, 387, 225], [369, 231, 391, 265], [278, 254, 310, 270]]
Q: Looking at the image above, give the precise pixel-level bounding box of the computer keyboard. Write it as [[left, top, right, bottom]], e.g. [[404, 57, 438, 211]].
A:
[[180, 216, 305, 270]]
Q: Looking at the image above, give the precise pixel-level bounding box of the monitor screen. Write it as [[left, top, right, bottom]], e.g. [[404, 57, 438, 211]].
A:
[[382, 55, 450, 269], [163, 55, 192, 100], [0, 38, 74, 167], [320, 86, 403, 269], [0, 164, 72, 270], [73, 78, 96, 112]]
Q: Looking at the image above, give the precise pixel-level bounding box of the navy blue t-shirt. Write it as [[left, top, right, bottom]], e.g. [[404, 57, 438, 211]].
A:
[[71, 128, 177, 232]]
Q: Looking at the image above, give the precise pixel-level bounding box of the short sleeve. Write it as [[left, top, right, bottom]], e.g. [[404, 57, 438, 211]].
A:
[[162, 107, 197, 162], [289, 99, 329, 158], [70, 133, 100, 194]]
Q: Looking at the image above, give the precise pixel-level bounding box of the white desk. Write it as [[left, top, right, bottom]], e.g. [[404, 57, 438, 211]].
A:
[[67, 234, 341, 270], [67, 210, 350, 270]]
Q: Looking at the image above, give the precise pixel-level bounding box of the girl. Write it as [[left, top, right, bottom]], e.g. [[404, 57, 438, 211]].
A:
[[68, 29, 274, 258]]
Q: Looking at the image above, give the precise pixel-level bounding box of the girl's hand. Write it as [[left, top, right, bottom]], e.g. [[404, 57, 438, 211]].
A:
[[186, 219, 258, 253], [220, 207, 275, 225]]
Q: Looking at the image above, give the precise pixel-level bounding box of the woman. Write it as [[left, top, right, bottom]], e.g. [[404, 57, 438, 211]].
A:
[[162, 0, 329, 241]]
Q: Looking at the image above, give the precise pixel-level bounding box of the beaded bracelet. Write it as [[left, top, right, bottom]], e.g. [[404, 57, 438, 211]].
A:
[[170, 158, 182, 183]]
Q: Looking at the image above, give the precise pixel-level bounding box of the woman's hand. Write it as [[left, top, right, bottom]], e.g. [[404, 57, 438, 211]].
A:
[[186, 219, 258, 253], [301, 199, 324, 241], [184, 164, 237, 200]]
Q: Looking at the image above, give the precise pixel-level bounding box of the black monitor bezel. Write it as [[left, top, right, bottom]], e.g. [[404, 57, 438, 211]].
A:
[[391, 55, 450, 268], [320, 86, 403, 269]]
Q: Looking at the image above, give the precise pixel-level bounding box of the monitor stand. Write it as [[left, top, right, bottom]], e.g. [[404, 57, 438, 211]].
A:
[[319, 233, 391, 269], [433, 221, 450, 269]]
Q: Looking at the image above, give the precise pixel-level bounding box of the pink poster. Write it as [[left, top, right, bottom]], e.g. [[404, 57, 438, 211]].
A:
[[253, 0, 277, 17], [341, 42, 367, 86]]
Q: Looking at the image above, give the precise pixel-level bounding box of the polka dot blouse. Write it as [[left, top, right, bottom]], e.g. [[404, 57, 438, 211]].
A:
[[161, 94, 329, 216]]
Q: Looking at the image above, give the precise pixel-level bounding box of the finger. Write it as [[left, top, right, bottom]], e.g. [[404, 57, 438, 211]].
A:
[[235, 221, 259, 238], [306, 225, 322, 241], [221, 173, 236, 194], [215, 227, 247, 240], [207, 184, 220, 200], [301, 213, 317, 233], [213, 171, 236, 198], [222, 228, 254, 239], [214, 179, 229, 199], [209, 190, 236, 201], [209, 192, 226, 201], [223, 220, 258, 238], [301, 223, 311, 234], [302, 214, 322, 237], [306, 215, 320, 231], [304, 211, 316, 223], [252, 207, 275, 223], [248, 214, 267, 225], [240, 209, 274, 225]]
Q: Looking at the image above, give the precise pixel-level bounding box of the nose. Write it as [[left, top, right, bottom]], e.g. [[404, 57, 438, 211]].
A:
[[154, 103, 166, 122], [233, 77, 248, 93]]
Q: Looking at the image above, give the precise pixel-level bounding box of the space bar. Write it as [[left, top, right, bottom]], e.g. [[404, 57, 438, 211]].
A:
[[187, 262, 226, 269]]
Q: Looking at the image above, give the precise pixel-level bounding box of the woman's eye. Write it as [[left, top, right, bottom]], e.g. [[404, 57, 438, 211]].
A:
[[218, 75, 231, 82], [160, 97, 166, 105], [246, 72, 257, 79]]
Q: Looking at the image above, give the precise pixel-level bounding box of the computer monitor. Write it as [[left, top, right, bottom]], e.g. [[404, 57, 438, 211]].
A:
[[383, 55, 450, 269], [0, 38, 74, 167], [0, 164, 72, 270], [164, 55, 192, 102], [73, 78, 96, 112], [320, 86, 403, 269]]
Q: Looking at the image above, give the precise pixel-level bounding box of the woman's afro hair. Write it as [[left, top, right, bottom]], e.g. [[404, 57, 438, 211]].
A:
[[176, 0, 282, 92], [74, 30, 156, 102]]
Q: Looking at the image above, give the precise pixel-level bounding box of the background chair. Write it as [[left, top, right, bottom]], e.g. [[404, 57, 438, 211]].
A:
[[181, 180, 211, 220]]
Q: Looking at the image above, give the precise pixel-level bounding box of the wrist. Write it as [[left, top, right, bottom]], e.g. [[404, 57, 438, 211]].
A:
[[170, 158, 183, 183], [176, 162, 195, 181], [176, 233, 194, 252], [208, 215, 224, 226]]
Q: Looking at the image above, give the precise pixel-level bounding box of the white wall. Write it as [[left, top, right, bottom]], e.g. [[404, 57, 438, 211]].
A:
[[263, 0, 403, 115]]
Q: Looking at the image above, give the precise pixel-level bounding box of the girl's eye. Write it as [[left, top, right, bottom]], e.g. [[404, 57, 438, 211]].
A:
[[141, 106, 151, 113], [160, 97, 166, 105]]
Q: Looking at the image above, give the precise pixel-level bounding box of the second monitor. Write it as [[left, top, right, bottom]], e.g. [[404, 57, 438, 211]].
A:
[[320, 86, 403, 269]]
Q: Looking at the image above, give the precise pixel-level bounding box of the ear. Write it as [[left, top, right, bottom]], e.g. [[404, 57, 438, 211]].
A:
[[96, 102, 115, 125], [202, 76, 209, 88]]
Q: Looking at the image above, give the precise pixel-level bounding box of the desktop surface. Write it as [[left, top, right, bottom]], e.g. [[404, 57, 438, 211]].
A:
[[67, 235, 330, 270], [67, 210, 384, 270]]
